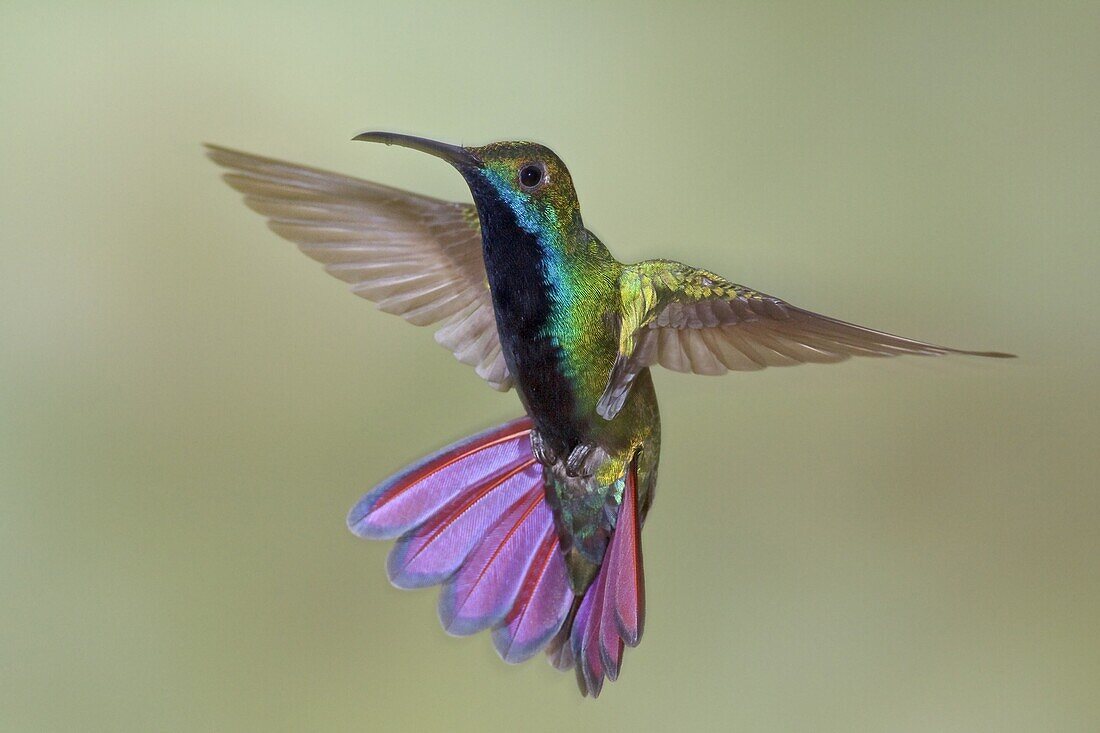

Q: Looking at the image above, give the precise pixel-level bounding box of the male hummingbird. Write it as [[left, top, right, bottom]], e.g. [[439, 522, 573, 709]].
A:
[[207, 133, 1012, 697]]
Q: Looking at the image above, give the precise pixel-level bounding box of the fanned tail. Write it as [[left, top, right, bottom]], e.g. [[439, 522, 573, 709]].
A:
[[348, 417, 573, 661], [347, 418, 646, 696]]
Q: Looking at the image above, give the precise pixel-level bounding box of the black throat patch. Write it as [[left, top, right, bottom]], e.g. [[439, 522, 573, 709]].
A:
[[465, 175, 584, 454]]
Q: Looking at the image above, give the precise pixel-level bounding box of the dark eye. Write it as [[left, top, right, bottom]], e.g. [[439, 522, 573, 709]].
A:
[[519, 163, 544, 189]]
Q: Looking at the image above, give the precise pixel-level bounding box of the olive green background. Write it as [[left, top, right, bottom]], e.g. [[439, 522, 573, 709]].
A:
[[2, 2, 1097, 731]]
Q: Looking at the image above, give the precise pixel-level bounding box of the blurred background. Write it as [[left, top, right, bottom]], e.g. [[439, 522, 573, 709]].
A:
[[1, 2, 1097, 731]]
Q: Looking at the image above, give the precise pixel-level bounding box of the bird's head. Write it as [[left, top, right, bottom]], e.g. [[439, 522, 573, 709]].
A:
[[354, 132, 583, 243]]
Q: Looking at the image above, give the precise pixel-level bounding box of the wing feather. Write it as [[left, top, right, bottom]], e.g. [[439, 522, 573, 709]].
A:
[[207, 144, 512, 391], [596, 259, 1013, 419]]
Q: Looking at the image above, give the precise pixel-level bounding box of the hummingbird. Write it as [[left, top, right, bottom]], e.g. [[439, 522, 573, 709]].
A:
[[207, 133, 1012, 697]]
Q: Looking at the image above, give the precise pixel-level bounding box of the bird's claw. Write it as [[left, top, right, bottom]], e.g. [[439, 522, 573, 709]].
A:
[[533, 431, 601, 478], [565, 442, 598, 478], [530, 429, 558, 466]]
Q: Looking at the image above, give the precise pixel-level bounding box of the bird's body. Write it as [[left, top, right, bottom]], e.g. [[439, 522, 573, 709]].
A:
[[466, 155, 656, 590], [208, 133, 1012, 696]]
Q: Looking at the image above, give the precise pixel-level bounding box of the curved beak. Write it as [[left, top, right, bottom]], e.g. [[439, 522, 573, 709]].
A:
[[352, 131, 481, 169]]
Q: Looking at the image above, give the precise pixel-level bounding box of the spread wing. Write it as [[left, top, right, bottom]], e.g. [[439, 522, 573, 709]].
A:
[[206, 144, 511, 391], [597, 259, 1013, 419]]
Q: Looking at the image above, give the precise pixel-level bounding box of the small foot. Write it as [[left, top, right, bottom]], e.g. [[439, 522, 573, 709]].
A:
[[565, 442, 598, 478], [530, 429, 558, 466]]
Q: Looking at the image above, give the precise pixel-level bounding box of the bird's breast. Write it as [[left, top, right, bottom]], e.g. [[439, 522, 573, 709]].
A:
[[470, 185, 618, 454], [486, 254, 586, 453]]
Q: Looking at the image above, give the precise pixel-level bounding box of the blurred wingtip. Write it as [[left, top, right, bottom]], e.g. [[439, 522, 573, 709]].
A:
[[967, 349, 1017, 359], [203, 142, 242, 168]]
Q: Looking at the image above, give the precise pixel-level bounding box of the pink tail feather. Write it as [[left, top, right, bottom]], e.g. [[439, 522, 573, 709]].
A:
[[438, 487, 550, 635], [347, 418, 535, 541], [492, 527, 574, 663], [568, 460, 645, 697]]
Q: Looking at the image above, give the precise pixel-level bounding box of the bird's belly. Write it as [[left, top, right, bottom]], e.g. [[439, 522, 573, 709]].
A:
[[503, 332, 586, 448], [542, 458, 620, 575]]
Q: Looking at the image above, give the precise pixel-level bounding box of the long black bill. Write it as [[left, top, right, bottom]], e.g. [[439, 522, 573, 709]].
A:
[[352, 131, 481, 168]]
